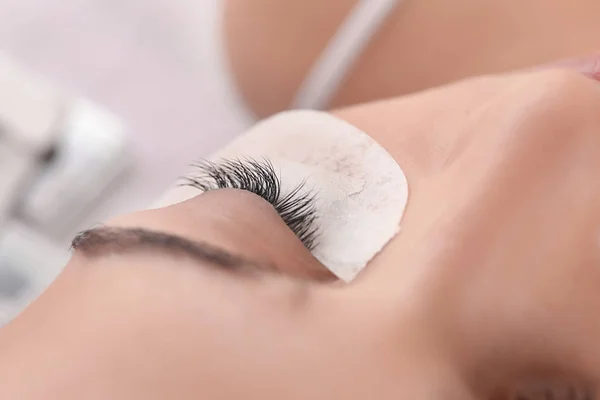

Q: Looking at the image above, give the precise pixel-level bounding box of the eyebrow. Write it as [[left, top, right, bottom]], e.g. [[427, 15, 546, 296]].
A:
[[71, 226, 273, 275]]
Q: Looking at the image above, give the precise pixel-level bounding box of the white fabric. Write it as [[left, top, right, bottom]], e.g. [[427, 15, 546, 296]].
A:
[[292, 0, 402, 110]]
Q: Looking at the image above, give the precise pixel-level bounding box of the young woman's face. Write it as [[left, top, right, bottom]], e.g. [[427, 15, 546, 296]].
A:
[[2, 66, 600, 400]]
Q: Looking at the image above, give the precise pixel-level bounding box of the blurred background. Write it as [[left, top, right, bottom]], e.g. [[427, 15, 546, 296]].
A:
[[0, 0, 252, 325]]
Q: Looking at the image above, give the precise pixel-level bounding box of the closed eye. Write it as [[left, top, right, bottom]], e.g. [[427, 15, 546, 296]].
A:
[[181, 158, 320, 250]]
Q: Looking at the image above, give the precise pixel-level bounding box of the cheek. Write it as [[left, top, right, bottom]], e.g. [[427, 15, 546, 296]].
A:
[[159, 278, 395, 398], [145, 275, 325, 390]]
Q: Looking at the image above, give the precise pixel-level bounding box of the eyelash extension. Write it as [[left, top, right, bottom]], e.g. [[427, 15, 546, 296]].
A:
[[181, 158, 319, 251]]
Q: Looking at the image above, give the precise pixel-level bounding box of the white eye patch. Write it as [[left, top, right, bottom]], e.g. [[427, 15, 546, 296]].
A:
[[158, 110, 409, 282]]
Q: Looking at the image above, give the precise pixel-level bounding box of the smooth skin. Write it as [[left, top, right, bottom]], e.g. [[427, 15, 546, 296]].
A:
[[224, 0, 600, 117], [1, 68, 600, 399]]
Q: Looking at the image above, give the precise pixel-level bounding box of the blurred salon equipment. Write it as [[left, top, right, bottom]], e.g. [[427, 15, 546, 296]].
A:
[[0, 55, 130, 325]]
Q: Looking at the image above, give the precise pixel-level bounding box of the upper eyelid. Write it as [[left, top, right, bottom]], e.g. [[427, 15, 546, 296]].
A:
[[181, 158, 320, 251], [71, 227, 317, 314]]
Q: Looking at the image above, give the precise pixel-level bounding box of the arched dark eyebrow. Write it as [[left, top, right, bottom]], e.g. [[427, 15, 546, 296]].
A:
[[71, 227, 274, 275]]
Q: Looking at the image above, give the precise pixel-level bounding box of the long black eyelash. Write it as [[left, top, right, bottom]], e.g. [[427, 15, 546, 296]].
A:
[[181, 158, 319, 250]]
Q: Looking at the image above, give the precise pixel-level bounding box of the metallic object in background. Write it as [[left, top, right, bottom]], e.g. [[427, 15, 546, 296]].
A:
[[0, 222, 69, 326], [0, 142, 34, 226], [19, 99, 130, 239], [0, 54, 131, 325], [0, 53, 63, 155], [0, 53, 62, 227]]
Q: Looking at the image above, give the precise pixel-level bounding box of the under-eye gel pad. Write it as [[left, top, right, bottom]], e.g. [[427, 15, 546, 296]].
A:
[[158, 110, 409, 282]]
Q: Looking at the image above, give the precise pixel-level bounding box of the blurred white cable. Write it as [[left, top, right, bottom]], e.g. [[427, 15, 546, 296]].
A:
[[292, 0, 403, 110]]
